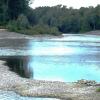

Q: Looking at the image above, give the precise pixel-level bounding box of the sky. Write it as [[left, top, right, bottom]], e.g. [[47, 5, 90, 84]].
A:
[[31, 0, 100, 9]]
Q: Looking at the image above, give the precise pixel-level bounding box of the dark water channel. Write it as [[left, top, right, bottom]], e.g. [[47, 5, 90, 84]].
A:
[[0, 56, 33, 78]]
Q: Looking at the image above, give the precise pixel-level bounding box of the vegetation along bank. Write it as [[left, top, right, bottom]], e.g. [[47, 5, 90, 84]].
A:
[[0, 0, 100, 35]]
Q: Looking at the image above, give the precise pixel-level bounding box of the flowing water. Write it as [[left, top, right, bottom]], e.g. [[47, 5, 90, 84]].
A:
[[0, 34, 100, 100], [0, 34, 100, 82], [0, 90, 59, 100]]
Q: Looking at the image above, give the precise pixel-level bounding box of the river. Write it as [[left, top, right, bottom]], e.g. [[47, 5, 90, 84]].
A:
[[0, 34, 100, 82], [0, 34, 100, 100]]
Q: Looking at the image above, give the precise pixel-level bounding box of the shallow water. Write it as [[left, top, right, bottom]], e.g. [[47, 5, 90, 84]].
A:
[[0, 90, 59, 100], [0, 34, 100, 82]]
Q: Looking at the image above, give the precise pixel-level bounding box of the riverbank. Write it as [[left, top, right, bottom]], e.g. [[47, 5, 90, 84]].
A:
[[0, 29, 100, 39], [0, 60, 100, 100], [0, 29, 63, 39]]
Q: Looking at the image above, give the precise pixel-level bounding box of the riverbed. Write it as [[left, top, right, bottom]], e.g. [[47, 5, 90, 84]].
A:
[[0, 30, 100, 100]]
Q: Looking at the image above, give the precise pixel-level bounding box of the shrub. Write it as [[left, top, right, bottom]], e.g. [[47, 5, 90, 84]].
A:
[[50, 27, 61, 36], [7, 14, 30, 33], [7, 16, 62, 36], [96, 88, 100, 92], [7, 20, 18, 31], [15, 28, 37, 35], [31, 24, 62, 36], [17, 14, 30, 29], [0, 25, 5, 29]]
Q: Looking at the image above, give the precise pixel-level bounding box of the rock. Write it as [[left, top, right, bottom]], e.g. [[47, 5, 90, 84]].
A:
[[77, 79, 96, 86]]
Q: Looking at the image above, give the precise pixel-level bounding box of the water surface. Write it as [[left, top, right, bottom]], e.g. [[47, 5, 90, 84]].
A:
[[0, 90, 59, 100], [0, 34, 100, 82]]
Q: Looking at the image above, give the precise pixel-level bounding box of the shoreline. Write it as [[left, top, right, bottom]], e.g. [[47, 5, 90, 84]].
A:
[[0, 60, 100, 100], [0, 29, 100, 40], [0, 29, 63, 39]]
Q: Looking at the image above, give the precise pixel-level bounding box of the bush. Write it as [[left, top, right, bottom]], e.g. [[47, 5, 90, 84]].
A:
[[7, 20, 18, 31], [15, 28, 37, 35], [7, 14, 30, 32], [96, 88, 100, 92], [31, 24, 62, 36], [50, 27, 61, 36], [0, 25, 6, 29], [17, 14, 30, 29], [7, 15, 62, 36]]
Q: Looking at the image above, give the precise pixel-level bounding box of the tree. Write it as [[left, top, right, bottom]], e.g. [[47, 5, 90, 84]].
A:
[[8, 0, 30, 20], [17, 14, 30, 29], [1, 1, 100, 34], [0, 0, 31, 24], [0, 0, 8, 24]]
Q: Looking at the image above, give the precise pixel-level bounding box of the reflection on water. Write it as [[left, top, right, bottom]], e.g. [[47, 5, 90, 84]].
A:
[[1, 56, 33, 78], [0, 34, 100, 82]]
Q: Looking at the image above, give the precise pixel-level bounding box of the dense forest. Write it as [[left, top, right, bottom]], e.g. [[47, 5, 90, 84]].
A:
[[0, 0, 100, 35]]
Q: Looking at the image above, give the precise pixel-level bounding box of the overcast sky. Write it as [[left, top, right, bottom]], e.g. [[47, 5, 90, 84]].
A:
[[31, 0, 100, 9]]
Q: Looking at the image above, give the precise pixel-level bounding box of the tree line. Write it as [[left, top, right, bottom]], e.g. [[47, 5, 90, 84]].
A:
[[0, 0, 100, 35], [0, 0, 31, 23]]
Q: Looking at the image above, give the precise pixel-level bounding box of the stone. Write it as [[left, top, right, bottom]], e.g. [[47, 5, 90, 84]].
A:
[[77, 79, 96, 86]]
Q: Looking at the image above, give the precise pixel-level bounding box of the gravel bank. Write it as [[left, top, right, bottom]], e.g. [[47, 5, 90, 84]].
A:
[[0, 29, 62, 39], [0, 60, 100, 100]]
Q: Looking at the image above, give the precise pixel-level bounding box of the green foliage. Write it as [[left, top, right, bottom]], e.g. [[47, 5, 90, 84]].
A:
[[0, 0, 31, 22], [7, 20, 18, 31], [8, 0, 31, 20], [17, 14, 30, 29], [18, 25, 61, 36], [7, 14, 30, 32], [0, 0, 100, 35], [31, 25, 61, 36], [96, 88, 100, 92], [0, 25, 5, 29], [27, 5, 100, 34], [7, 22, 61, 36], [0, 0, 8, 25]]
